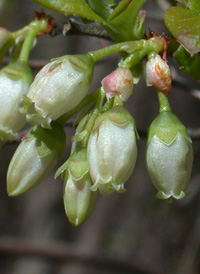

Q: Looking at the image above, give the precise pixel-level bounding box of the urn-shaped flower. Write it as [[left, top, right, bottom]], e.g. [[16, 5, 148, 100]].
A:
[[21, 54, 94, 128], [7, 122, 65, 196], [56, 148, 97, 226], [87, 106, 138, 195], [146, 110, 193, 199], [0, 61, 33, 140]]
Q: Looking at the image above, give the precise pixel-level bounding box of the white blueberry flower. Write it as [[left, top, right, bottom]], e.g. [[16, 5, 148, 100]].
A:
[[0, 61, 33, 140], [21, 54, 94, 128], [146, 111, 193, 199], [87, 106, 138, 195]]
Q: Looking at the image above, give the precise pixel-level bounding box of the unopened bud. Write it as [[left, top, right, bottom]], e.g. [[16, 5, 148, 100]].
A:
[[145, 54, 172, 95], [56, 148, 97, 226], [101, 67, 134, 102], [7, 122, 65, 196]]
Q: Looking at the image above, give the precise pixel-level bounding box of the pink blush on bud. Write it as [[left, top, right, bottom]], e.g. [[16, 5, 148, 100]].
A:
[[101, 67, 133, 102]]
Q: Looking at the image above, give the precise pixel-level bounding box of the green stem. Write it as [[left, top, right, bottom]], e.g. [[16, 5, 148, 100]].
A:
[[101, 98, 114, 113], [12, 26, 29, 41], [88, 38, 164, 63], [81, 88, 105, 147], [157, 90, 171, 113], [18, 20, 48, 63], [113, 96, 124, 107]]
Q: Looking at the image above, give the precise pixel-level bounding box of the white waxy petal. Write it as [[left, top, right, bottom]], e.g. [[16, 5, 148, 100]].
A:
[[88, 120, 137, 194], [25, 55, 93, 127], [146, 133, 193, 199], [0, 73, 29, 139]]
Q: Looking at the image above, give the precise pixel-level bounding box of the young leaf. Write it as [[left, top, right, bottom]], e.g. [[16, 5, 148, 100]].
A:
[[108, 0, 131, 21], [106, 0, 146, 42], [31, 0, 106, 24], [174, 45, 200, 80], [85, 0, 113, 20], [165, 7, 200, 56], [176, 0, 188, 5], [188, 0, 200, 12]]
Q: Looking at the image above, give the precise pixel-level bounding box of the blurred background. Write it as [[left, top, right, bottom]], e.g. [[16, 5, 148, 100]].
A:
[[0, 0, 200, 273]]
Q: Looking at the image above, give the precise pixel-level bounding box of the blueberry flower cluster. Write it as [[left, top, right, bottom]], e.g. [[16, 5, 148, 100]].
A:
[[0, 19, 193, 226]]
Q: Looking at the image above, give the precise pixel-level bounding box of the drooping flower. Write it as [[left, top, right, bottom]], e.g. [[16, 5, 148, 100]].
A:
[[7, 122, 65, 196], [0, 61, 33, 140], [87, 106, 138, 195], [146, 110, 193, 199], [20, 54, 94, 128], [56, 148, 97, 226]]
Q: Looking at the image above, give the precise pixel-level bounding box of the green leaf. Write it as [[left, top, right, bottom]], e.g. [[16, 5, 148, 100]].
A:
[[106, 0, 146, 42], [85, 0, 113, 20], [164, 7, 200, 56], [108, 0, 131, 21], [176, 0, 188, 6], [31, 0, 106, 24], [174, 45, 200, 80], [176, 0, 200, 12], [188, 0, 200, 12]]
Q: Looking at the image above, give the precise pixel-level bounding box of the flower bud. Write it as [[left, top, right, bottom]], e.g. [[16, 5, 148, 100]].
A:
[[56, 148, 97, 226], [101, 67, 134, 102], [87, 106, 138, 195], [7, 122, 65, 196], [21, 54, 94, 128], [146, 111, 193, 199], [0, 61, 33, 140], [145, 54, 172, 95]]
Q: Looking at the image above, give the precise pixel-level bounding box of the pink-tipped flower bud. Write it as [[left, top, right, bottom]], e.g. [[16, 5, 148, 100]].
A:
[[145, 54, 172, 95], [101, 67, 134, 102]]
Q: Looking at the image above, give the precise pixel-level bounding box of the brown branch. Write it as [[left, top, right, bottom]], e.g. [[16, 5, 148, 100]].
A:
[[0, 236, 154, 274], [51, 18, 112, 41]]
